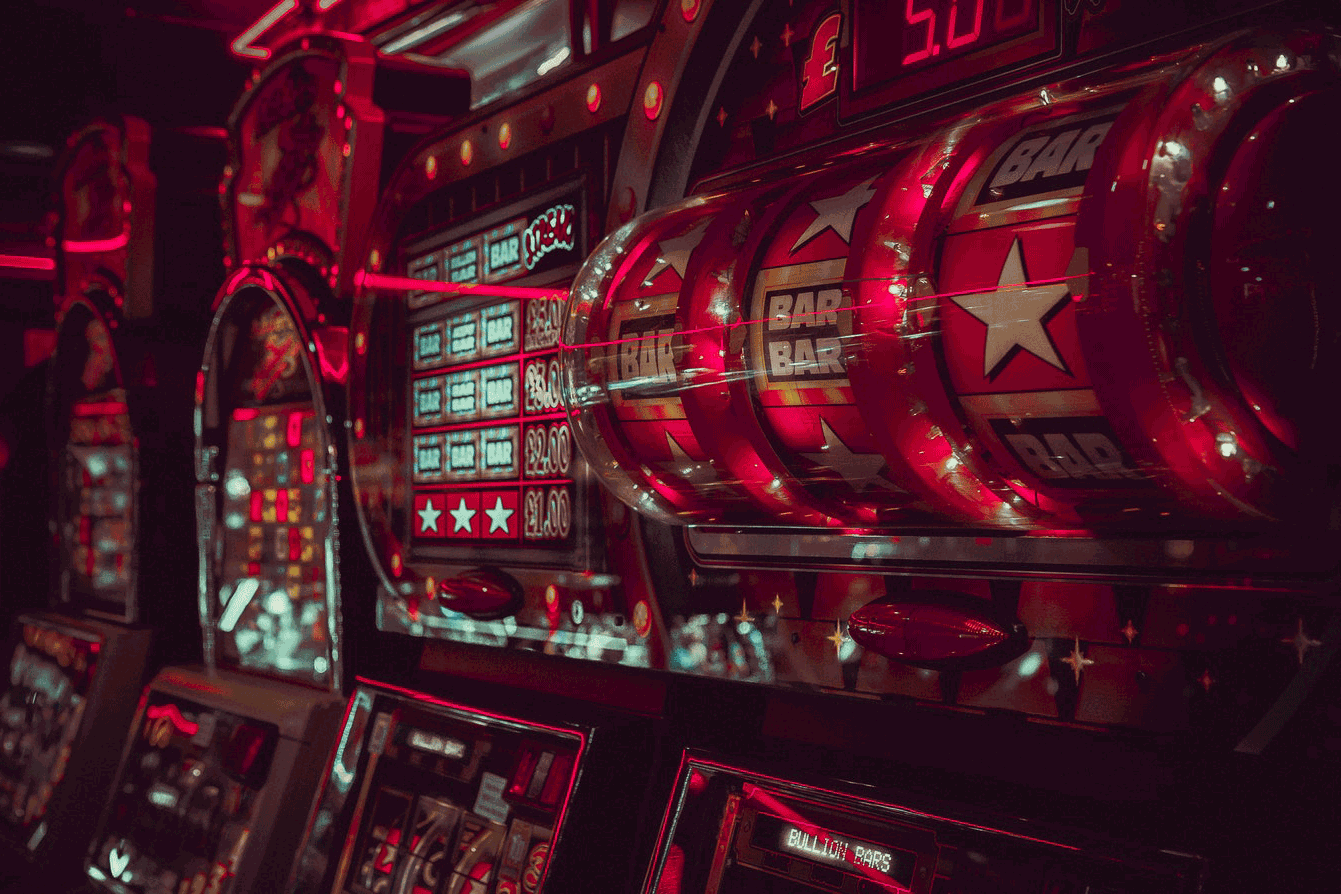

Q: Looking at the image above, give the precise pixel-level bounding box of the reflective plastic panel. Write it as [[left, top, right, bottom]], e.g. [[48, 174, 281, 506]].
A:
[[49, 297, 137, 616], [197, 277, 337, 687]]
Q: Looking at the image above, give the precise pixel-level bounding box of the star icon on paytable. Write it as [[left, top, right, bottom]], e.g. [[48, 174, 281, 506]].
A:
[[450, 498, 476, 534], [485, 496, 514, 534], [417, 497, 442, 534]]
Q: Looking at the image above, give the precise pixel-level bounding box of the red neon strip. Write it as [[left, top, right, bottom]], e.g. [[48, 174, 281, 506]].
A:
[[231, 0, 297, 60], [358, 272, 568, 304], [250, 490, 264, 522], [300, 449, 315, 484], [146, 703, 200, 737], [232, 407, 261, 421], [72, 400, 129, 417], [276, 488, 289, 523], [0, 254, 55, 272], [288, 526, 302, 561], [286, 410, 304, 448], [63, 230, 130, 253]]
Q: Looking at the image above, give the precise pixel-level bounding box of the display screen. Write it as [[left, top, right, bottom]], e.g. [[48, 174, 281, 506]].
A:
[[405, 192, 582, 557], [321, 688, 583, 894], [0, 620, 101, 832], [52, 303, 136, 615], [851, 0, 1056, 101], [206, 290, 334, 686], [88, 693, 278, 894], [752, 812, 917, 889]]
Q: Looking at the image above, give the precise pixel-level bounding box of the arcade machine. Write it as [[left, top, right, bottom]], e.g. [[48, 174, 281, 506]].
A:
[[0, 117, 220, 878], [81, 33, 469, 894], [287, 2, 677, 892], [562, 0, 1341, 891]]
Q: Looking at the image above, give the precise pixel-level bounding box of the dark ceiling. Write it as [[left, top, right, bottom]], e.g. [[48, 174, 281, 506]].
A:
[[1, 1, 273, 148]]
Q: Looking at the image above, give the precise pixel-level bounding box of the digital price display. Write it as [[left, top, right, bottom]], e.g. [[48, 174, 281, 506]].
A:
[[207, 293, 334, 686], [852, 0, 1057, 105], [753, 812, 917, 890], [405, 192, 582, 554]]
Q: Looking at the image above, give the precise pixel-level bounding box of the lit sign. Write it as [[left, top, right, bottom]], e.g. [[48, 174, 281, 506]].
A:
[[754, 812, 916, 888], [406, 729, 468, 759], [522, 204, 577, 271]]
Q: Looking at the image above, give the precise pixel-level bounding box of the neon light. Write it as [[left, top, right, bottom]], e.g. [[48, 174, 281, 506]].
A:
[[317, 0, 344, 9], [379, 10, 470, 55], [146, 703, 200, 737], [301, 449, 315, 483], [232, 407, 261, 421], [220, 578, 261, 633], [63, 230, 130, 253], [287, 410, 304, 448], [231, 0, 297, 60], [250, 490, 264, 522], [360, 272, 567, 303], [72, 400, 129, 417], [0, 253, 55, 272], [288, 525, 302, 561], [276, 487, 289, 523]]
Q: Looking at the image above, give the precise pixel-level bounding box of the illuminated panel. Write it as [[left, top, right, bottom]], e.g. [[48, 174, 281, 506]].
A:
[[293, 682, 585, 894], [405, 194, 582, 557], [52, 303, 136, 614], [645, 758, 1205, 894], [206, 290, 334, 686], [0, 620, 102, 832], [87, 693, 279, 894], [851, 0, 1057, 103]]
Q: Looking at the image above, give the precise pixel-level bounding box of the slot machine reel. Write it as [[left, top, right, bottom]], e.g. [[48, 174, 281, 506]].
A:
[[1076, 27, 1341, 526]]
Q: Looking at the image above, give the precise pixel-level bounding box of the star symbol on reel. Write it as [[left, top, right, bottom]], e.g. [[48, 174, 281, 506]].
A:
[[485, 496, 514, 534], [666, 433, 720, 488], [949, 238, 1072, 380], [449, 498, 475, 533], [799, 419, 899, 493], [791, 178, 878, 253], [644, 220, 710, 285], [417, 498, 443, 534]]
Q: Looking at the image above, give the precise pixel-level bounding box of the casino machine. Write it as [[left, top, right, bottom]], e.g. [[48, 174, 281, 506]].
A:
[[36, 1, 1341, 893], [0, 117, 221, 878]]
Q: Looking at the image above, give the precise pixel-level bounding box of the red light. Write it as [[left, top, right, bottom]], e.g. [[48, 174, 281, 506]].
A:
[[359, 272, 566, 304], [301, 449, 315, 484], [288, 526, 301, 561], [459, 140, 474, 167], [498, 122, 512, 150], [0, 253, 55, 272], [276, 488, 289, 523], [680, 0, 701, 21], [250, 491, 263, 522], [63, 230, 130, 253], [643, 81, 664, 120], [146, 703, 199, 737], [286, 411, 304, 448], [232, 407, 261, 421], [586, 84, 602, 113]]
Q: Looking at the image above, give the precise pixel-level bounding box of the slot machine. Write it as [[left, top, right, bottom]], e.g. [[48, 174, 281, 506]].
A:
[[288, 3, 675, 892], [555, 0, 1341, 892], [81, 37, 468, 894], [0, 117, 221, 882]]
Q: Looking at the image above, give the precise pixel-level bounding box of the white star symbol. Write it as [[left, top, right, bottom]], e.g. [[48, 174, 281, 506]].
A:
[[666, 432, 719, 487], [485, 496, 514, 534], [948, 238, 1071, 379], [790, 178, 877, 253], [449, 498, 474, 533], [417, 498, 442, 533], [799, 419, 896, 492], [643, 221, 709, 284]]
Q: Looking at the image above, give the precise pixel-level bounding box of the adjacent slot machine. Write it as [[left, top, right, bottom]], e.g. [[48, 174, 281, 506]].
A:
[[0, 117, 221, 879], [560, 0, 1341, 891], [292, 3, 674, 892], [82, 37, 468, 894]]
